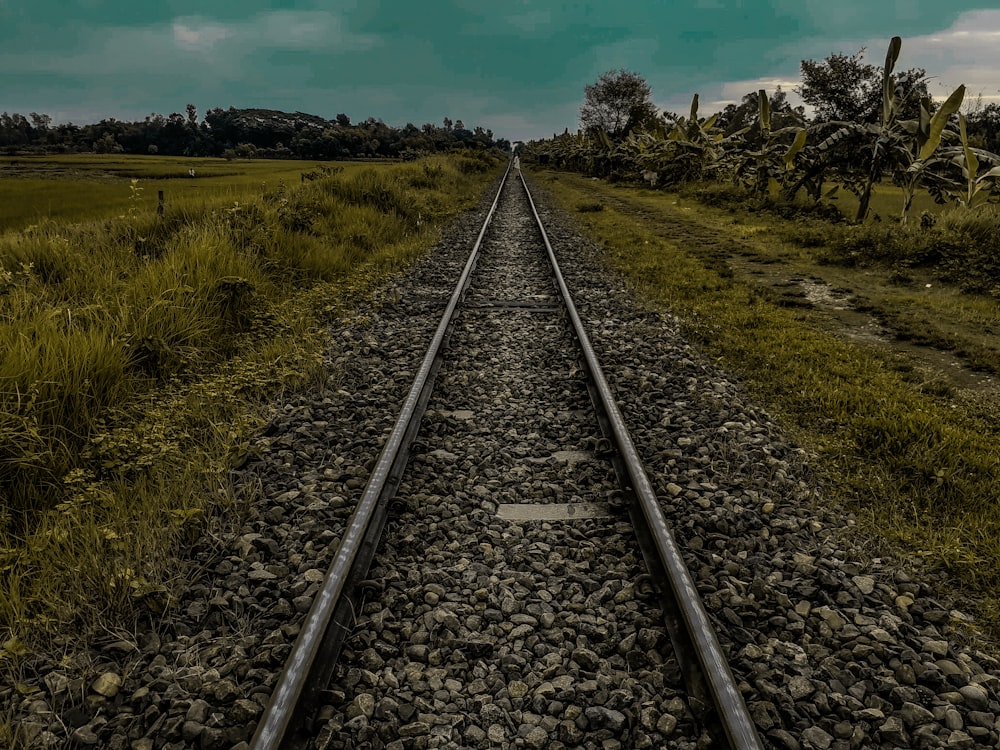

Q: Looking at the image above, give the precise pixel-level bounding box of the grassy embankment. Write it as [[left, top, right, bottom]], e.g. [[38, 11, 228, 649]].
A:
[[532, 168, 1000, 634], [0, 153, 502, 673]]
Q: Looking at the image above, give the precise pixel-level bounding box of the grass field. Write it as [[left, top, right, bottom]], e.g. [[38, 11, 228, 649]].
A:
[[0, 151, 503, 663], [0, 154, 325, 232], [532, 168, 1000, 636], [831, 182, 944, 222]]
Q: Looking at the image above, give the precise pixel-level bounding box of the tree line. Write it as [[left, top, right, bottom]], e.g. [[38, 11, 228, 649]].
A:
[[574, 50, 1000, 154], [531, 38, 1000, 223], [0, 106, 510, 159]]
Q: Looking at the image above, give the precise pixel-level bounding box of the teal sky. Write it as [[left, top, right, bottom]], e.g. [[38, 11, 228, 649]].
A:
[[2, 1, 1000, 141]]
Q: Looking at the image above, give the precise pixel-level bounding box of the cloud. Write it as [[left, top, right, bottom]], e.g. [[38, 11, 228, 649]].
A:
[[697, 76, 805, 113], [168, 11, 381, 54], [709, 8, 1000, 118], [250, 10, 380, 51], [0, 10, 382, 75], [904, 10, 1000, 101], [172, 21, 231, 51]]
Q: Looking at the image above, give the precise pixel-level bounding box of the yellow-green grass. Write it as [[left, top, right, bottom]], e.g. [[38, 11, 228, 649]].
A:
[[622, 182, 1000, 376], [0, 151, 502, 664], [532, 168, 1000, 633], [835, 182, 945, 222], [0, 154, 336, 232]]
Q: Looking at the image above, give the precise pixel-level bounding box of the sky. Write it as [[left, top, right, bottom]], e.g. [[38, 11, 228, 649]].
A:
[[2, 1, 1000, 143]]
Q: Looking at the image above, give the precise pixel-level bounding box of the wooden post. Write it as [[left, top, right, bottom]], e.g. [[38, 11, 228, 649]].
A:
[[157, 190, 164, 217]]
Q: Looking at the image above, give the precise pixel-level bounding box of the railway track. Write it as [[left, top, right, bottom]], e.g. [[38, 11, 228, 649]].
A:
[[248, 164, 763, 749], [12, 162, 1000, 749]]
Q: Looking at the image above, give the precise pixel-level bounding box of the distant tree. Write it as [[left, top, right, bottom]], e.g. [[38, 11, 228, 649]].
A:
[[798, 49, 929, 123], [0, 105, 506, 159], [234, 142, 258, 159], [964, 99, 1000, 154], [580, 69, 657, 140], [94, 133, 123, 153], [0, 112, 32, 146], [443, 117, 453, 130], [29, 112, 52, 132]]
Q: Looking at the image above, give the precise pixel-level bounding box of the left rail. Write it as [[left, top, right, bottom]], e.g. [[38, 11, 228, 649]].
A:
[[247, 162, 512, 750]]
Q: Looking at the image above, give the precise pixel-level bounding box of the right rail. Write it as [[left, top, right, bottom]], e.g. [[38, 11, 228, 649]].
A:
[[520, 170, 764, 750]]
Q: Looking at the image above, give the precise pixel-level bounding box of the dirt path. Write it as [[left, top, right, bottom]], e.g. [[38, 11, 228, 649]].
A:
[[591, 189, 1000, 396]]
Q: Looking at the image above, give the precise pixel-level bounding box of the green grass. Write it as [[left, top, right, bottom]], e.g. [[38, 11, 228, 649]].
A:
[[0, 151, 502, 659], [0, 154, 340, 232], [616, 181, 1000, 376], [533, 168, 1000, 633], [837, 182, 944, 222]]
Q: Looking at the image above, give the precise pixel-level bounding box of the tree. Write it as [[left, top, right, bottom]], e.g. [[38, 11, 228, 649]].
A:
[[580, 69, 657, 140], [94, 133, 123, 153], [29, 112, 52, 132], [798, 49, 928, 123], [963, 99, 1000, 154]]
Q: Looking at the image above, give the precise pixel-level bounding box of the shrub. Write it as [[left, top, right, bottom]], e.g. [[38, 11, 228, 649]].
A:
[[819, 223, 941, 268], [680, 181, 750, 208], [813, 204, 1000, 294], [935, 207, 1000, 294], [452, 149, 497, 175], [321, 168, 415, 220], [400, 161, 445, 190]]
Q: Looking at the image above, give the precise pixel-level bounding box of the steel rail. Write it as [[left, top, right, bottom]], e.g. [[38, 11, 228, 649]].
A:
[[248, 161, 512, 750], [518, 171, 765, 750]]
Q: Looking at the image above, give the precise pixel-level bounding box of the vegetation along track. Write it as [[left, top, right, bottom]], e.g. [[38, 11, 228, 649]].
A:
[[10, 166, 1000, 749]]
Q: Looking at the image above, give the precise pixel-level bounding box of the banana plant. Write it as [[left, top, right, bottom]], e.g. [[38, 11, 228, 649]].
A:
[[661, 94, 734, 181], [854, 36, 965, 224], [605, 95, 735, 186], [727, 89, 807, 199], [897, 86, 965, 223], [853, 37, 900, 222], [929, 114, 1000, 209], [782, 123, 856, 203]]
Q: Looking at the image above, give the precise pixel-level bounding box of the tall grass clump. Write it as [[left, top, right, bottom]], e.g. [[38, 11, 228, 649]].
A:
[[818, 206, 1000, 295], [322, 168, 417, 221], [0, 152, 502, 654], [120, 220, 269, 374], [400, 160, 446, 190], [933, 206, 1000, 293]]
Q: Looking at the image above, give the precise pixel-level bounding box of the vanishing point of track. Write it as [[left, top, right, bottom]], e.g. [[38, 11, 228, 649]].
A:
[[248, 163, 764, 749]]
